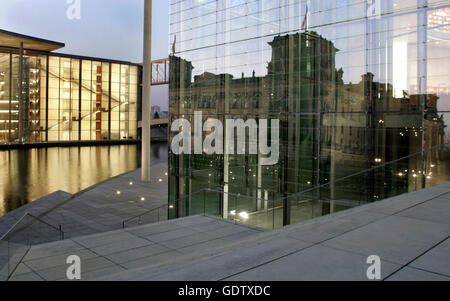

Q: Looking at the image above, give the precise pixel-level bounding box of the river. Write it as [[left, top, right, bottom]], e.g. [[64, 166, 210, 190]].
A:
[[0, 143, 168, 216]]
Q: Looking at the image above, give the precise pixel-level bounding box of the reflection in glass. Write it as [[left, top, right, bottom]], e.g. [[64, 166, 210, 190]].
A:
[[169, 0, 450, 229]]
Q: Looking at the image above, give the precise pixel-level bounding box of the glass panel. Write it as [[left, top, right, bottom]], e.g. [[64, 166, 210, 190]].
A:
[[0, 52, 11, 142], [169, 0, 450, 228], [0, 214, 64, 280]]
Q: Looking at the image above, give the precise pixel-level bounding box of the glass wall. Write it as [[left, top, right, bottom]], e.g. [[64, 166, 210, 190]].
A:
[[0, 52, 11, 142], [0, 49, 139, 143], [169, 0, 450, 227]]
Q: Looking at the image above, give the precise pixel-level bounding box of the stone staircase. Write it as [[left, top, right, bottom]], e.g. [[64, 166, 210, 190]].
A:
[[6, 182, 450, 281], [8, 215, 264, 281]]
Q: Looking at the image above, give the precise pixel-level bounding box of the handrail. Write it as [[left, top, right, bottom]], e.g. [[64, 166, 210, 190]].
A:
[[122, 143, 449, 229], [122, 188, 210, 228], [122, 187, 274, 228], [46, 69, 126, 131], [274, 142, 450, 203], [0, 212, 65, 281], [122, 203, 168, 228], [0, 213, 64, 242]]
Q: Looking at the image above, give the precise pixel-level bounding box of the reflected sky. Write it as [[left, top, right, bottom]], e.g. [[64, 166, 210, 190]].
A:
[[169, 0, 450, 138], [0, 143, 168, 216], [0, 0, 170, 110], [0, 0, 169, 62]]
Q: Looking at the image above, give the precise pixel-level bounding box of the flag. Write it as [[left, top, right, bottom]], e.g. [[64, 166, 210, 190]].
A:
[[302, 5, 309, 31], [172, 35, 176, 54]]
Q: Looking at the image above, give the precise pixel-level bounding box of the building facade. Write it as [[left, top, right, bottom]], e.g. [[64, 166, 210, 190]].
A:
[[169, 0, 450, 228], [0, 30, 140, 143]]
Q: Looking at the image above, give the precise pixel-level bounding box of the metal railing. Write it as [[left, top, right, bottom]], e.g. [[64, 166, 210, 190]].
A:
[[168, 143, 449, 230], [233, 142, 450, 229], [122, 203, 169, 228], [127, 143, 449, 231], [0, 213, 64, 281]]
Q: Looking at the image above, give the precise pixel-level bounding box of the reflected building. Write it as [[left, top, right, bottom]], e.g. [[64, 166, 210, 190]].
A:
[[0, 29, 140, 143], [169, 0, 449, 228]]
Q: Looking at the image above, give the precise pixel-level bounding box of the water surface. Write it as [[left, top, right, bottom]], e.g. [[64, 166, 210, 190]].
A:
[[0, 143, 168, 216]]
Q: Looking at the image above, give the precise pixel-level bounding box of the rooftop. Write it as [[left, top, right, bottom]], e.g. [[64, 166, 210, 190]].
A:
[[0, 29, 65, 52]]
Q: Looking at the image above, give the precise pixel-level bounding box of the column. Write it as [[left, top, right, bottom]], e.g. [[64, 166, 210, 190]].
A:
[[18, 42, 24, 142], [142, 0, 152, 182]]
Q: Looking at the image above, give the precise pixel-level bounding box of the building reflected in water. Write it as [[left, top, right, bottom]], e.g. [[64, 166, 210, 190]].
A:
[[168, 0, 450, 228], [0, 143, 168, 216]]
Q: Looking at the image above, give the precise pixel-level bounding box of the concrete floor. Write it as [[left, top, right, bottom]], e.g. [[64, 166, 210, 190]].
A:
[[106, 182, 450, 281], [8, 216, 261, 281], [5, 182, 448, 281]]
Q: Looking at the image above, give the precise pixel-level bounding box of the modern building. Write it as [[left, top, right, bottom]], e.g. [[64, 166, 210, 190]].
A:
[[0, 29, 140, 144], [168, 0, 450, 228]]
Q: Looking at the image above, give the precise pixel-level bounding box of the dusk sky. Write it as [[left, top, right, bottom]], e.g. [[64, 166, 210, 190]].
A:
[[0, 0, 170, 109]]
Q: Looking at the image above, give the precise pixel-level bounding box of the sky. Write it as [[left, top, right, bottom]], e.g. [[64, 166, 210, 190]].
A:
[[0, 0, 169, 109]]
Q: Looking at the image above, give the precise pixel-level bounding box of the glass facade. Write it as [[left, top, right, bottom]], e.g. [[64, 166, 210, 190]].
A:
[[169, 0, 450, 228], [0, 48, 139, 143]]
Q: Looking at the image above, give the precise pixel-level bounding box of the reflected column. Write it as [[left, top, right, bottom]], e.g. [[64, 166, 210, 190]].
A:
[[418, 0, 428, 189], [18, 42, 24, 143], [222, 0, 232, 220]]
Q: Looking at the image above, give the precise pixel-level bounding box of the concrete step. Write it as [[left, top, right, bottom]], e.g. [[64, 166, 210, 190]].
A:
[[97, 182, 450, 281], [8, 215, 263, 281], [8, 182, 450, 281]]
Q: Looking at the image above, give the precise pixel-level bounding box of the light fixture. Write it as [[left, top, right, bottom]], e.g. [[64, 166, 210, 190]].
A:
[[239, 212, 249, 220], [116, 191, 121, 195]]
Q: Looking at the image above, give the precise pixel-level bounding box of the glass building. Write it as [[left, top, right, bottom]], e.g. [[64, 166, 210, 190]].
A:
[[0, 30, 139, 143], [168, 0, 450, 228]]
